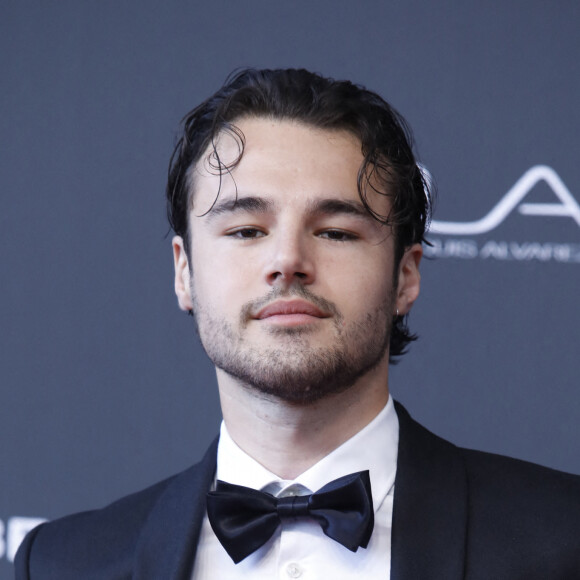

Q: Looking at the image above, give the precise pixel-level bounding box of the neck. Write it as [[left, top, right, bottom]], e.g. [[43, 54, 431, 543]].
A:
[[217, 361, 390, 480]]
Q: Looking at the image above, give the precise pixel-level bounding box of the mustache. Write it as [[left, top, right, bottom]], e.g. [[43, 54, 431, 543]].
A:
[[240, 285, 341, 323]]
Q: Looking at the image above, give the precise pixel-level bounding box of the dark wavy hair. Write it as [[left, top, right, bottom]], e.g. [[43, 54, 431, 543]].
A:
[[166, 68, 432, 361]]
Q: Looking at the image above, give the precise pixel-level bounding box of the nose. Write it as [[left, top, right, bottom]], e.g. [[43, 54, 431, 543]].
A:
[[265, 230, 315, 287]]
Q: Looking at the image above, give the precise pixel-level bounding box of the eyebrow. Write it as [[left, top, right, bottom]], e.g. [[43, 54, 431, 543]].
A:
[[203, 195, 373, 222], [306, 198, 372, 220], [204, 196, 273, 221]]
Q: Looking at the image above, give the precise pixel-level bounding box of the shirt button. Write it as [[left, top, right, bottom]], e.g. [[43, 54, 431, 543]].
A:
[[286, 563, 302, 578]]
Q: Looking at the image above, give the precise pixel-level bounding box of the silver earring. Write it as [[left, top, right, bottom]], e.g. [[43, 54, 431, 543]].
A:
[[396, 308, 399, 317]]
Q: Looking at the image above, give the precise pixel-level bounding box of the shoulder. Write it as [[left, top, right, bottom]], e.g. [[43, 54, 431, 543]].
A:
[[461, 444, 580, 494], [460, 446, 580, 529], [15, 439, 218, 580], [459, 447, 580, 576], [16, 474, 180, 580], [395, 401, 580, 575], [395, 399, 580, 494]]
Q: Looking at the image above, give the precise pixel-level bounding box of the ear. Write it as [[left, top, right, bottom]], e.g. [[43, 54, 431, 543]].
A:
[[172, 236, 194, 311], [395, 243, 422, 315]]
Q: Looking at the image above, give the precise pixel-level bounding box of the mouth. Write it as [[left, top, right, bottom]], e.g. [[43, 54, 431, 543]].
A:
[[254, 300, 330, 326]]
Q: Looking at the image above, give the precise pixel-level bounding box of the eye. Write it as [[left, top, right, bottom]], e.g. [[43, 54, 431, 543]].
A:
[[226, 227, 266, 239], [317, 229, 359, 242]]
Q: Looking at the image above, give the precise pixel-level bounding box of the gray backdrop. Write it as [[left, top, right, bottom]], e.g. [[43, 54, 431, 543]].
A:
[[2, 1, 579, 575]]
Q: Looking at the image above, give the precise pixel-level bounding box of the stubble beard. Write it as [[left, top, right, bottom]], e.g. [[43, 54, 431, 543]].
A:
[[192, 284, 394, 405]]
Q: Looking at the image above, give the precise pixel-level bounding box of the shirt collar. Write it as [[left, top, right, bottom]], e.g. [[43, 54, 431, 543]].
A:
[[216, 396, 399, 513]]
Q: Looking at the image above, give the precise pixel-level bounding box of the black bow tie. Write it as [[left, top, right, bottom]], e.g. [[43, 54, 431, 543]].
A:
[[206, 470, 374, 563]]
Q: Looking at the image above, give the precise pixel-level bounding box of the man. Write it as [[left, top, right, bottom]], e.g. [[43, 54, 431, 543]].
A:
[[15, 69, 580, 579]]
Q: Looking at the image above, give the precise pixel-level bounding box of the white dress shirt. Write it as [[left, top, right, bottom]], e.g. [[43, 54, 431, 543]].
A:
[[191, 396, 399, 580]]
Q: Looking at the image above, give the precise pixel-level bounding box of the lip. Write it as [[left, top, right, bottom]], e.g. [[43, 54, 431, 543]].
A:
[[255, 299, 330, 320]]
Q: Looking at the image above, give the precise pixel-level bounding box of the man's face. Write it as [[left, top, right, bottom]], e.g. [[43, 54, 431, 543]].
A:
[[173, 117, 421, 403]]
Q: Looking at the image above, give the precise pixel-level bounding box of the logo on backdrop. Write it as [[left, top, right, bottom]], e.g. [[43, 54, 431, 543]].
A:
[[0, 516, 46, 562], [424, 165, 580, 263]]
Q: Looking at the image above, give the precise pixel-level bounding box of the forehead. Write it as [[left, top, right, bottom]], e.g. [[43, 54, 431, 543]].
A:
[[190, 117, 384, 215]]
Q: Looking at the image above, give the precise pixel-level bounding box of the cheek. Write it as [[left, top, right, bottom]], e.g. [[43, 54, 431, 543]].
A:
[[326, 259, 395, 317], [322, 247, 394, 288], [190, 252, 252, 315], [341, 278, 392, 316]]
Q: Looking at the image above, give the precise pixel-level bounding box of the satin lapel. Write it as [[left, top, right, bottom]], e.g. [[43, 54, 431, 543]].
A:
[[132, 437, 218, 580], [391, 402, 468, 580]]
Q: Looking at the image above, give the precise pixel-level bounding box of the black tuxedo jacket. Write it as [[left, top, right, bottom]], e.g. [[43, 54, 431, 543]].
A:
[[15, 403, 580, 579]]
